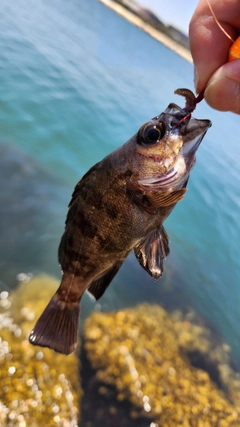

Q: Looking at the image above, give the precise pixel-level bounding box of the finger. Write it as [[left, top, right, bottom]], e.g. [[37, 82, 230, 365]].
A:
[[204, 59, 240, 114], [189, 0, 240, 93]]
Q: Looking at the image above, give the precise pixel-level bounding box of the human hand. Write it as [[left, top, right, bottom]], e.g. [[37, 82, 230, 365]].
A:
[[189, 0, 240, 114]]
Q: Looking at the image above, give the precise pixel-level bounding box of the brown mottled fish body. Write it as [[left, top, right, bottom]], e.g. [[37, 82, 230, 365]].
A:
[[29, 89, 211, 354]]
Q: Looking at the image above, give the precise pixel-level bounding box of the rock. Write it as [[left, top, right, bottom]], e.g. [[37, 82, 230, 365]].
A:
[[0, 274, 81, 427], [84, 304, 240, 426]]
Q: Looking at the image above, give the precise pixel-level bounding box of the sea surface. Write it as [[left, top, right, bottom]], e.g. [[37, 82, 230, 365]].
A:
[[0, 0, 240, 371]]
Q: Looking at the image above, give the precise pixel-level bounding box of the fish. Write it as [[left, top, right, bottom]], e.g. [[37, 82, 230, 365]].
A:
[[29, 88, 211, 355]]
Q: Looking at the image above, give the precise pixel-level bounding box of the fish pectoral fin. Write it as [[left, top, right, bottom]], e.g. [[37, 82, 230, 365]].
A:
[[87, 261, 123, 300], [145, 188, 187, 208], [127, 180, 187, 213], [134, 226, 170, 279]]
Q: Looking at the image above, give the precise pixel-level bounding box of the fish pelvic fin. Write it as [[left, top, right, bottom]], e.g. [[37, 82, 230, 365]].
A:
[[29, 275, 82, 355], [87, 261, 123, 300], [134, 225, 170, 279]]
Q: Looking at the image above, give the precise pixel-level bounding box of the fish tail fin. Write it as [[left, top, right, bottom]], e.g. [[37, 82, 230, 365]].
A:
[[29, 274, 82, 355]]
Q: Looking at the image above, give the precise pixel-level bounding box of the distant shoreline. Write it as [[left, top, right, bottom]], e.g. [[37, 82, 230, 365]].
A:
[[98, 0, 192, 63]]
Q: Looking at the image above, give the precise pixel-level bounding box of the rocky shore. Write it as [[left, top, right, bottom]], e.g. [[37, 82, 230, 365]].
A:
[[98, 0, 192, 62], [1, 275, 240, 426]]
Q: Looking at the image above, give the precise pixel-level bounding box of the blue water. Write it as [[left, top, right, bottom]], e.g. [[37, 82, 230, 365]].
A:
[[0, 0, 240, 368]]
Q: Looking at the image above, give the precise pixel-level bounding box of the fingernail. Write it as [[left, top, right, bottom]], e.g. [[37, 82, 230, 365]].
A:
[[194, 65, 199, 92]]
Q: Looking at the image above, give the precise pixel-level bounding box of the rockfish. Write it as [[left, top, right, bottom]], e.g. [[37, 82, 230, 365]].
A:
[[29, 89, 211, 354]]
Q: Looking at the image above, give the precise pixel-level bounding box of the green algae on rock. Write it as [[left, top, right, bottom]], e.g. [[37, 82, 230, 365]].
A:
[[0, 275, 81, 427], [84, 304, 240, 426]]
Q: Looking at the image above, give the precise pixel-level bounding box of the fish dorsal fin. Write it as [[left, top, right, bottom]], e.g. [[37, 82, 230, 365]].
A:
[[87, 261, 123, 300], [68, 163, 100, 208], [134, 226, 170, 279], [146, 188, 187, 208]]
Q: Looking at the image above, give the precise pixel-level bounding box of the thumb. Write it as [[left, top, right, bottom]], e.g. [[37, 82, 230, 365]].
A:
[[204, 60, 240, 114]]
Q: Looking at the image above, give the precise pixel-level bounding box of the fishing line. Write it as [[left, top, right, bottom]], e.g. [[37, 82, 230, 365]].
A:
[[206, 0, 240, 60], [206, 0, 234, 43]]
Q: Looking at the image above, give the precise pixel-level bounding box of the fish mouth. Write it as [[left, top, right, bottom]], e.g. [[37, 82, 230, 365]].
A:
[[182, 117, 211, 157]]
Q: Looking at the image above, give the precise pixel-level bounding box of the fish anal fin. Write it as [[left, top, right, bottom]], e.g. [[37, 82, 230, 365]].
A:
[[134, 226, 170, 279], [29, 294, 80, 355], [88, 261, 123, 300], [146, 188, 187, 208]]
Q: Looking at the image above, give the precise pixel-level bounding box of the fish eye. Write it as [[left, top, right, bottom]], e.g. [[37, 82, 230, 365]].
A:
[[138, 121, 165, 146]]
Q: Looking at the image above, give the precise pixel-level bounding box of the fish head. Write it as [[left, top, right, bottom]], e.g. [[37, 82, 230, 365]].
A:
[[134, 99, 211, 191]]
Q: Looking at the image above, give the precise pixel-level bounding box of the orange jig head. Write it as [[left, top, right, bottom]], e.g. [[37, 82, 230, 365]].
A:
[[229, 36, 240, 61]]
